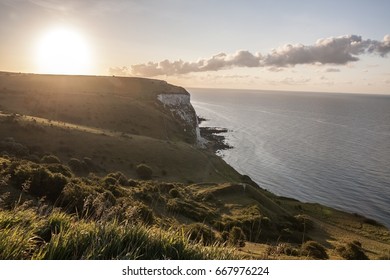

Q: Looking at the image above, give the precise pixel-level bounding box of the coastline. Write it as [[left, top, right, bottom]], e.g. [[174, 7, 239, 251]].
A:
[[196, 115, 390, 230], [197, 116, 232, 153]]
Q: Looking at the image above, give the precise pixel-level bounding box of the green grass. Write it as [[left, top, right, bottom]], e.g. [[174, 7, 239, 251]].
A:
[[1, 155, 390, 260], [0, 207, 239, 260]]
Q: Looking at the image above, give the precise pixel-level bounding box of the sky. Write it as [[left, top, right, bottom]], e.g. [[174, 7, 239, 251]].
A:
[[0, 0, 389, 93]]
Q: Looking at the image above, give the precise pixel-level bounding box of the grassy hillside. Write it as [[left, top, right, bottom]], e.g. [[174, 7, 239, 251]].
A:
[[0, 72, 242, 183], [0, 72, 192, 142], [0, 72, 389, 260], [0, 155, 389, 259]]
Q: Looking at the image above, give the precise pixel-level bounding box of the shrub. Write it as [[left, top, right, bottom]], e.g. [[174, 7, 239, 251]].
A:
[[103, 176, 117, 186], [41, 155, 61, 164], [68, 158, 87, 174], [337, 241, 369, 260], [82, 157, 94, 168], [240, 175, 252, 182], [293, 215, 314, 232], [221, 231, 229, 242], [169, 188, 181, 198], [59, 182, 95, 213], [301, 241, 328, 259], [136, 204, 154, 225], [14, 166, 68, 201], [136, 164, 153, 180], [106, 172, 128, 186], [228, 226, 246, 247], [45, 164, 73, 178], [0, 138, 29, 156], [158, 183, 176, 192], [267, 243, 300, 257], [127, 179, 138, 187]]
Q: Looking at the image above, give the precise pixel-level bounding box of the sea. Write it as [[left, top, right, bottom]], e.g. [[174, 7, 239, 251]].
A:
[[189, 88, 390, 228]]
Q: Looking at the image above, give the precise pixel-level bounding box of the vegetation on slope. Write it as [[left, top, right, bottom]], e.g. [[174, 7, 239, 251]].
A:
[[1, 155, 389, 260], [0, 73, 389, 260]]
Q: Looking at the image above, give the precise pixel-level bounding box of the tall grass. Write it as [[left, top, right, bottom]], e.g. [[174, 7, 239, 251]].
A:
[[0, 207, 239, 260]]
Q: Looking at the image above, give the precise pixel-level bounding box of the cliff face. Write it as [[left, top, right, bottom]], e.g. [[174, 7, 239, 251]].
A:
[[157, 92, 205, 146]]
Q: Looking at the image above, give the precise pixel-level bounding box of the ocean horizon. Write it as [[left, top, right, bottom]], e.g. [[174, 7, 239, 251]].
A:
[[190, 88, 390, 228]]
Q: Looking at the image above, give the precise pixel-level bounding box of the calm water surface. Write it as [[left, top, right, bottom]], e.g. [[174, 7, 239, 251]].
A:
[[190, 88, 390, 228]]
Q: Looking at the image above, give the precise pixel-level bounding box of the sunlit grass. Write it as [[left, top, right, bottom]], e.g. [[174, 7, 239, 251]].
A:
[[0, 207, 239, 260]]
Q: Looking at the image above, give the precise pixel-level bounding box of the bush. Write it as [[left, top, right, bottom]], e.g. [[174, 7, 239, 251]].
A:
[[228, 226, 246, 247], [103, 176, 117, 186], [169, 188, 181, 198], [293, 215, 314, 232], [0, 138, 29, 157], [45, 164, 73, 178], [106, 172, 128, 186], [337, 241, 369, 260], [267, 243, 300, 257], [136, 164, 153, 180], [127, 179, 138, 187], [301, 241, 328, 259], [68, 158, 87, 174], [14, 166, 68, 201], [82, 157, 94, 168], [59, 182, 95, 213], [41, 155, 61, 164], [136, 204, 154, 225]]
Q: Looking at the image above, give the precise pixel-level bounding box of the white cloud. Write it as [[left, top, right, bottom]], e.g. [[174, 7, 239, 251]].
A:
[[131, 50, 262, 76], [128, 34, 390, 77]]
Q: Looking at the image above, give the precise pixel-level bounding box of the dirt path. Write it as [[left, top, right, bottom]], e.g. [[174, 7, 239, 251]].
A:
[[0, 111, 138, 139]]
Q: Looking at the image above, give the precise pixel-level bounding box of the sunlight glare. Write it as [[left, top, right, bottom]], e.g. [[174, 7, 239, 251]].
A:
[[36, 27, 91, 75]]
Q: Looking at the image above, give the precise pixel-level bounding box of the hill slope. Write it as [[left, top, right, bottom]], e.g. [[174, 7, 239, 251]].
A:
[[0, 72, 389, 260], [0, 72, 240, 183]]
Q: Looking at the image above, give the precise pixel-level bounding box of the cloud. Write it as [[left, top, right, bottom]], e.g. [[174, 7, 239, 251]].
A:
[[109, 66, 130, 76], [131, 50, 262, 76], [267, 66, 284, 72], [267, 77, 311, 86], [325, 68, 340, 72], [129, 34, 390, 77]]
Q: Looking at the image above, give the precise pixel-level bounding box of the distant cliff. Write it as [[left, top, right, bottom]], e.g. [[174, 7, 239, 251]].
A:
[[0, 72, 199, 144]]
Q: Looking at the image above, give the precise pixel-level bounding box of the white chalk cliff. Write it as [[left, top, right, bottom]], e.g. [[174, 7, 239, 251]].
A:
[[157, 92, 206, 146]]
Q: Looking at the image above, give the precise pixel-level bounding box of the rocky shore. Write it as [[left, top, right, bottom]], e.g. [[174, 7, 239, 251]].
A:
[[197, 116, 232, 153]]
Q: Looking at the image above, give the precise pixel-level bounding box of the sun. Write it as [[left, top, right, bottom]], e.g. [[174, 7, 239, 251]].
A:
[[36, 27, 91, 75]]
